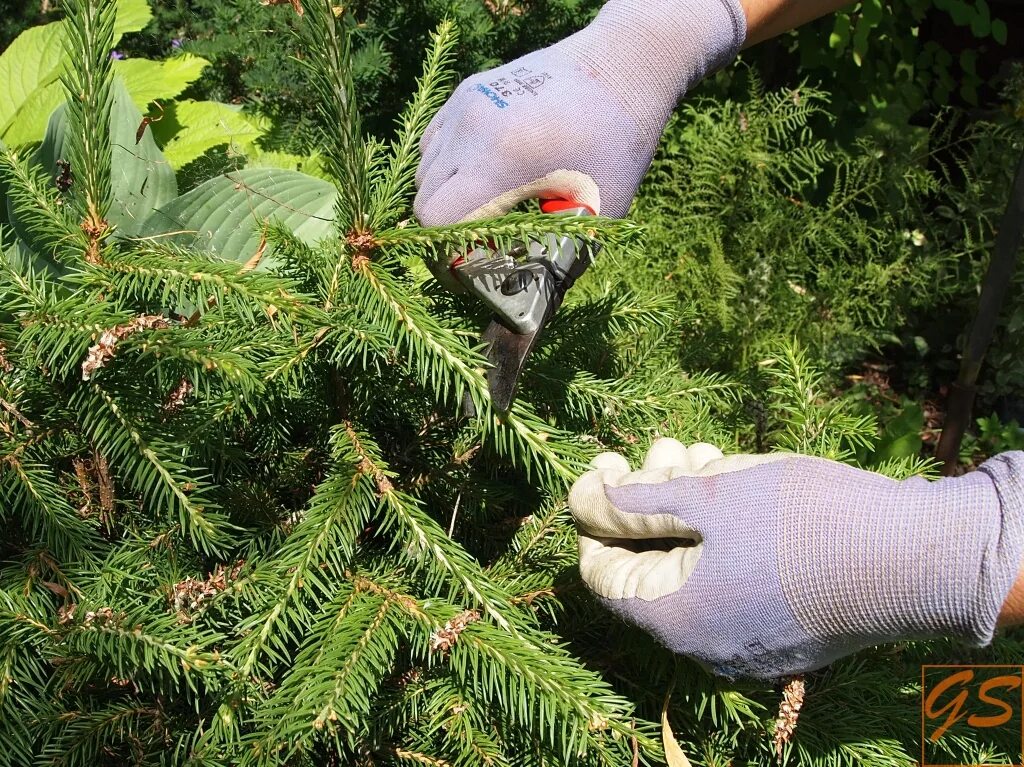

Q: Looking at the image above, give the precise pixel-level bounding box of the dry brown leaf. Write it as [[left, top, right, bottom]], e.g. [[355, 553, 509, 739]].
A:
[[661, 688, 693, 767], [40, 580, 69, 598], [241, 233, 267, 273], [260, 0, 303, 15]]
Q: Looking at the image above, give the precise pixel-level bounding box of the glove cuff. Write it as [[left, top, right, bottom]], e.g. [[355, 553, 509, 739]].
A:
[[559, 0, 746, 138], [775, 455, 1024, 654], [971, 452, 1024, 644]]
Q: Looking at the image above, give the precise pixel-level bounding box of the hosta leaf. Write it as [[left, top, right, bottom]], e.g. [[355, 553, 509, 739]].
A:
[[243, 150, 330, 180], [0, 82, 67, 148], [137, 168, 337, 269], [116, 55, 211, 112], [158, 101, 268, 169], [20, 76, 178, 243]]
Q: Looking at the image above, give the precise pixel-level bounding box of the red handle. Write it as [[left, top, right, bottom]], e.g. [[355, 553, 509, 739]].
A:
[[539, 198, 595, 215]]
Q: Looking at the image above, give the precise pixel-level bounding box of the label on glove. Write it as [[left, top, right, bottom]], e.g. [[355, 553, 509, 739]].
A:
[[473, 67, 552, 110]]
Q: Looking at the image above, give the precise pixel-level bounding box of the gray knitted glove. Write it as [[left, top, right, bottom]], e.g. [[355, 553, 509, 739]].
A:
[[414, 0, 746, 225], [569, 439, 1024, 679]]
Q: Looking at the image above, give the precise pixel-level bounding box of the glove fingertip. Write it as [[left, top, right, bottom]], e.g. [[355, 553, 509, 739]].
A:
[[687, 442, 725, 471], [590, 452, 630, 473], [642, 437, 691, 471]]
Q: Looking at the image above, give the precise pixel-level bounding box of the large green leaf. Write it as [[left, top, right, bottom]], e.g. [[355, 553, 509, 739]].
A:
[[12, 76, 178, 247], [0, 0, 156, 147], [117, 55, 211, 112], [0, 23, 65, 141], [113, 0, 154, 38], [137, 168, 337, 269], [872, 402, 925, 463], [158, 101, 268, 170], [0, 82, 68, 149], [5, 55, 210, 148]]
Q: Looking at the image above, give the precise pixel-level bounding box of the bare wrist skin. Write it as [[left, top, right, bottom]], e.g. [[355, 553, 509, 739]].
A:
[[738, 0, 855, 48], [998, 563, 1024, 626]]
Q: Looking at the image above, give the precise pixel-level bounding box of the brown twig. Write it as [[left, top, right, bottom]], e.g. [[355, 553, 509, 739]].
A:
[[344, 421, 394, 495], [936, 149, 1024, 474]]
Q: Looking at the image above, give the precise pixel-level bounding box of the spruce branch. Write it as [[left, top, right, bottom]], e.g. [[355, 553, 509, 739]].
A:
[[0, 151, 87, 267], [342, 421, 519, 628], [375, 212, 643, 256], [60, 606, 233, 686], [407, 677, 510, 767], [36, 702, 166, 767], [369, 20, 459, 230], [297, 0, 368, 231], [233, 426, 381, 675], [0, 456, 99, 564], [89, 245, 316, 327], [0, 255, 129, 379], [490, 500, 574, 574], [349, 252, 586, 484], [243, 589, 403, 763], [110, 332, 270, 401], [763, 341, 877, 460], [381, 581, 651, 764], [76, 383, 230, 554], [60, 0, 116, 248]]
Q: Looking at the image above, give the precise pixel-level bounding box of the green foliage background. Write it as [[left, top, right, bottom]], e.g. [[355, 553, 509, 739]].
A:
[[0, 0, 1022, 766]]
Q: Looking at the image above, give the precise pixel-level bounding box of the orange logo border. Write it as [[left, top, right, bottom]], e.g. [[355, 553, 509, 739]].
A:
[[921, 664, 1024, 767]]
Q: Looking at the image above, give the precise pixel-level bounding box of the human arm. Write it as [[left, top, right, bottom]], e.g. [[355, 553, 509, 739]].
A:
[[740, 0, 854, 47], [998, 563, 1024, 625], [569, 440, 1024, 678]]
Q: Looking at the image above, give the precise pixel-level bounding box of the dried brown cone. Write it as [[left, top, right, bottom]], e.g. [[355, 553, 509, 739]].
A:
[[169, 562, 244, 623], [429, 610, 481, 654], [773, 675, 806, 760], [82, 315, 170, 380], [163, 378, 194, 413], [0, 342, 13, 373]]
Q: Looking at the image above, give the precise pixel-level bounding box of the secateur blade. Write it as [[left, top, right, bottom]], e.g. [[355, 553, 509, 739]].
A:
[[461, 320, 544, 417], [456, 199, 597, 418]]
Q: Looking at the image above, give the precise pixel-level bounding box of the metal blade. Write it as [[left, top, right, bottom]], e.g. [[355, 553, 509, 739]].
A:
[[482, 319, 542, 412], [460, 319, 545, 417]]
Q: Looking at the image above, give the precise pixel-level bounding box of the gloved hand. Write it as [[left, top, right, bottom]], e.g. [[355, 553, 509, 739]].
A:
[[414, 0, 746, 225], [569, 439, 1024, 679]]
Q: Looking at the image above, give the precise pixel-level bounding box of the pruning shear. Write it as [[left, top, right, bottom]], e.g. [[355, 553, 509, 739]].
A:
[[436, 199, 598, 415]]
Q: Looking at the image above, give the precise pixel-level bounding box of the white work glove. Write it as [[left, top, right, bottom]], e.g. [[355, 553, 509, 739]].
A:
[[414, 0, 746, 224], [569, 438, 1024, 678]]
